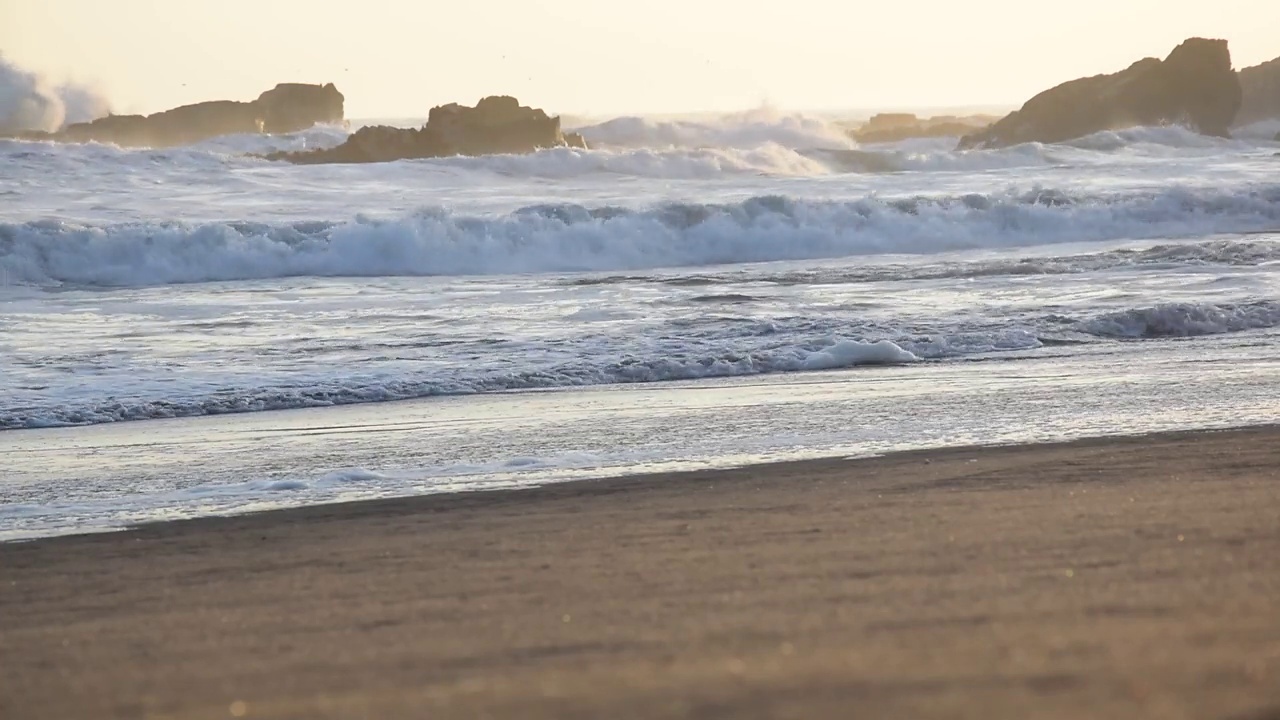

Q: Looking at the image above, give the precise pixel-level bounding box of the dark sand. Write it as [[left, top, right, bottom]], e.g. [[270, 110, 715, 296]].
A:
[[3, 427, 1280, 720]]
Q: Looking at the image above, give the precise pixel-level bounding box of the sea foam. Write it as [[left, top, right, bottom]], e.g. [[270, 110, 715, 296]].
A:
[[0, 336, 923, 429], [572, 108, 856, 150], [1079, 301, 1280, 338], [4, 185, 1280, 287]]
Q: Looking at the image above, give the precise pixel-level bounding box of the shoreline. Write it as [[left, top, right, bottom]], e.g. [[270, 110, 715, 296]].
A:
[[3, 425, 1279, 719], [5, 423, 1277, 544]]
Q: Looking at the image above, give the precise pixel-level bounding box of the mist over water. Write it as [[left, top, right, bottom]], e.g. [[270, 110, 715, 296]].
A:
[[0, 54, 111, 133], [571, 107, 857, 150]]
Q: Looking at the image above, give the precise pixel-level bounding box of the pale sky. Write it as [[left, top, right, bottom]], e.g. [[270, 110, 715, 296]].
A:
[[2, 0, 1278, 118]]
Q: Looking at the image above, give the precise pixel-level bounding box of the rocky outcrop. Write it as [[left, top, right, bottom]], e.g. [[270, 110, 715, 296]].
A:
[[10, 83, 344, 147], [852, 113, 999, 144], [1236, 58, 1280, 127], [268, 95, 581, 164], [959, 38, 1241, 150], [255, 83, 345, 133]]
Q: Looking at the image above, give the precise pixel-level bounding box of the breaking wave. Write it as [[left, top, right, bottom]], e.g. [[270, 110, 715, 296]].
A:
[[4, 185, 1280, 287], [1064, 125, 1260, 152], [3, 131, 1054, 177], [9, 117, 1272, 182], [431, 143, 833, 178], [568, 238, 1280, 288], [1, 337, 920, 429], [1229, 119, 1280, 143], [572, 107, 855, 150], [8, 294, 1279, 430], [1078, 301, 1280, 338]]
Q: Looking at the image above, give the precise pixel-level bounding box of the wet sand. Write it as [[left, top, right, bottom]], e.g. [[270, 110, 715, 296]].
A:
[[2, 427, 1279, 720]]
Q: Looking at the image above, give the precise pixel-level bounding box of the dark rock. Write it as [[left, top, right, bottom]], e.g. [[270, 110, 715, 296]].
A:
[[269, 95, 579, 164], [852, 113, 999, 144], [959, 38, 1241, 149], [7, 83, 344, 148], [256, 83, 345, 134], [564, 131, 589, 149], [1236, 57, 1280, 126]]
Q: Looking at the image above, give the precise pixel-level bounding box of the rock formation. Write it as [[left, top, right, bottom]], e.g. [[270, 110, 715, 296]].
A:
[[10, 83, 344, 147], [268, 96, 583, 164], [254, 83, 345, 134], [1236, 57, 1280, 127], [958, 38, 1242, 150], [851, 113, 999, 144]]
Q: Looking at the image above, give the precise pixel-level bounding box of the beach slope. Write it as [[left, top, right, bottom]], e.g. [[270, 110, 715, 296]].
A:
[[2, 428, 1279, 719]]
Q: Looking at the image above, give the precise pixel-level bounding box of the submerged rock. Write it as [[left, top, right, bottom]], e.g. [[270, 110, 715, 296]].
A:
[[268, 95, 583, 164], [1236, 57, 1280, 127], [10, 83, 344, 148], [958, 38, 1242, 149]]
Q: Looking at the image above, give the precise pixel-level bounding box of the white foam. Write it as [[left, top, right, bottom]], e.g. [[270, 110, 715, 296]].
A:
[[574, 107, 856, 151], [193, 124, 352, 155], [813, 142, 1064, 173], [315, 468, 389, 485], [799, 339, 918, 369], [428, 143, 832, 178], [1079, 301, 1280, 338], [0, 335, 925, 429], [7, 331, 1280, 541], [1232, 120, 1280, 142], [0, 450, 628, 539], [1063, 125, 1252, 152], [5, 186, 1280, 287]]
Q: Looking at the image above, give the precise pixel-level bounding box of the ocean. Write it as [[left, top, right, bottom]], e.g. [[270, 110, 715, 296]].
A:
[[3, 109, 1279, 539]]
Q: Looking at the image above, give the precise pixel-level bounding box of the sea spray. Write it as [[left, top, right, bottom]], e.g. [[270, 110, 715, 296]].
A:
[[0, 55, 110, 133]]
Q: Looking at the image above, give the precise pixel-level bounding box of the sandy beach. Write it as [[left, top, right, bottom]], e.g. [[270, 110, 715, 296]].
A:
[[3, 427, 1279, 720]]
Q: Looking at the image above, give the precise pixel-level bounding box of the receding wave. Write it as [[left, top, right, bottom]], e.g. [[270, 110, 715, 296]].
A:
[[7, 295, 1280, 430], [4, 186, 1280, 287], [1, 337, 919, 429]]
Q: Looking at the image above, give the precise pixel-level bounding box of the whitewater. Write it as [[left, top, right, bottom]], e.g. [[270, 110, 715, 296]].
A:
[[3, 110, 1280, 538]]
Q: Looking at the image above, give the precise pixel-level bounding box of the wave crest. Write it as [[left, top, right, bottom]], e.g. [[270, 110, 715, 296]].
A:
[[1079, 301, 1280, 338], [4, 186, 1280, 287], [573, 107, 855, 151], [0, 337, 919, 430]]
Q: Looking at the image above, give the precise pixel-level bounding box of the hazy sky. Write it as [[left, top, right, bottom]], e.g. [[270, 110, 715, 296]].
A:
[[3, 0, 1278, 117]]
